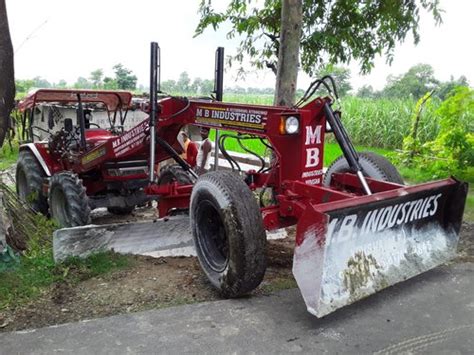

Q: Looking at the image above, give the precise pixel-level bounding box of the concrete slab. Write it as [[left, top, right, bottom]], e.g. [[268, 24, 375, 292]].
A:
[[53, 216, 192, 261], [54, 215, 288, 261], [1, 263, 472, 354]]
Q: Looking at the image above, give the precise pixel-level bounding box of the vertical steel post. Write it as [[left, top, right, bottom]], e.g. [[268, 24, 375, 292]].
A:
[[213, 47, 224, 171], [149, 42, 159, 182], [76, 94, 86, 149]]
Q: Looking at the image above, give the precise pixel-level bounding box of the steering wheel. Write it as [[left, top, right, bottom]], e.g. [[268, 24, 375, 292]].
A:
[[87, 123, 101, 129]]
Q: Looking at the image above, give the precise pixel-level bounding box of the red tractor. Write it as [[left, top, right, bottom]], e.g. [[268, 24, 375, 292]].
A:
[[16, 89, 170, 225], [17, 43, 468, 317]]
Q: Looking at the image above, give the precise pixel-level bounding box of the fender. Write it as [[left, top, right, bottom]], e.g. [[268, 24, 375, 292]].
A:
[[19, 143, 52, 176]]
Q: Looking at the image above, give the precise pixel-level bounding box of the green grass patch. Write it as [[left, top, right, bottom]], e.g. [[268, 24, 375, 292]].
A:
[[209, 129, 392, 167], [0, 143, 19, 170], [0, 214, 130, 310]]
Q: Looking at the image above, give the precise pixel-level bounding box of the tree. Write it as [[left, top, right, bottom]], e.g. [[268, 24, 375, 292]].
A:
[[437, 75, 469, 100], [32, 76, 52, 88], [357, 85, 376, 99], [90, 69, 104, 89], [382, 63, 439, 99], [191, 77, 203, 94], [103, 77, 118, 90], [161, 79, 177, 93], [15, 79, 34, 94], [73, 77, 92, 89], [56, 79, 68, 88], [274, 0, 302, 106], [176, 72, 191, 93], [195, 0, 442, 105], [315, 64, 352, 96], [200, 79, 214, 95], [0, 0, 15, 147], [113, 64, 137, 90]]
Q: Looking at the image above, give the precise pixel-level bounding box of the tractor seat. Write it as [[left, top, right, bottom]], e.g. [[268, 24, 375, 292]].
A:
[[85, 128, 114, 146]]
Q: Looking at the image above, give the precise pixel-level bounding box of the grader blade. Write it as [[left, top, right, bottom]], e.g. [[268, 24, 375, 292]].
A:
[[293, 178, 468, 318]]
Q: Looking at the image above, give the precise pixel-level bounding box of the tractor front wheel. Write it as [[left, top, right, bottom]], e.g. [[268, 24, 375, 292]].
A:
[[190, 171, 266, 298], [157, 164, 193, 185], [323, 151, 404, 186], [16, 150, 48, 214], [49, 172, 91, 228]]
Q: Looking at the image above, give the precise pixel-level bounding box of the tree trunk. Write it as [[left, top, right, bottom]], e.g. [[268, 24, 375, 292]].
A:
[[274, 0, 302, 106], [0, 0, 15, 148]]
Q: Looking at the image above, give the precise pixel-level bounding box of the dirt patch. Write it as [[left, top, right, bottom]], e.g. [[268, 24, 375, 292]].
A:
[[0, 235, 295, 332], [457, 222, 474, 262]]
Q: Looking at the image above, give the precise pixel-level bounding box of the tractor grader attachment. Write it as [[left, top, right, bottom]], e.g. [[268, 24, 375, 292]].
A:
[[17, 42, 468, 317]]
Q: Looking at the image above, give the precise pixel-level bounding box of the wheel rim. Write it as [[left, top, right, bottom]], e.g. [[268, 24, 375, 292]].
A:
[[51, 187, 70, 227], [17, 169, 28, 201], [195, 199, 229, 272]]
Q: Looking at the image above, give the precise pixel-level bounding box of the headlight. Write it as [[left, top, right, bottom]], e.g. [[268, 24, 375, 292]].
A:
[[284, 116, 300, 134]]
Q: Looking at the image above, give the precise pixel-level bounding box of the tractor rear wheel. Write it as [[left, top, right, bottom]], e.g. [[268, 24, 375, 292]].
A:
[[190, 171, 266, 298], [323, 151, 404, 186], [157, 164, 193, 185], [16, 150, 48, 214], [49, 172, 91, 228]]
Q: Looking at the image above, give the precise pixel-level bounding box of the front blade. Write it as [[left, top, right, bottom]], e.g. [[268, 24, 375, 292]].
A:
[[293, 178, 468, 317]]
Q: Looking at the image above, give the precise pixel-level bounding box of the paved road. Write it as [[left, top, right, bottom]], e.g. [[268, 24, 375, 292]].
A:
[[1, 263, 473, 354]]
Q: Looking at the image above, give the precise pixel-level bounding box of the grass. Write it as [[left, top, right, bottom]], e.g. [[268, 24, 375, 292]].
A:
[[0, 213, 130, 310], [0, 143, 19, 170]]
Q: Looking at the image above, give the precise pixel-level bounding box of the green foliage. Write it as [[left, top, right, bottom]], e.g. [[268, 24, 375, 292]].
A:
[[382, 63, 439, 99], [428, 87, 474, 169], [213, 94, 440, 150], [90, 68, 104, 89], [0, 140, 18, 170], [195, 0, 442, 76], [356, 85, 377, 99], [398, 86, 474, 180], [340, 96, 440, 149], [177, 71, 191, 92], [113, 64, 137, 90], [315, 64, 352, 96], [402, 91, 436, 157], [73, 76, 92, 89], [436, 75, 470, 100]]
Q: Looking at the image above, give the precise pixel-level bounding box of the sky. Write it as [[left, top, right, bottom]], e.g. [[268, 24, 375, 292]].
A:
[[6, 0, 474, 92]]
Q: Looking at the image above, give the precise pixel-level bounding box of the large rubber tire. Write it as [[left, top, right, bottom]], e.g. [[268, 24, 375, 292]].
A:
[[48, 172, 91, 227], [190, 171, 266, 298], [16, 150, 48, 214], [157, 164, 193, 185], [323, 151, 404, 186]]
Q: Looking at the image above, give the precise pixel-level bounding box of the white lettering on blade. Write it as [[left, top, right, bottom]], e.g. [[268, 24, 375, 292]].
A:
[[326, 193, 442, 245]]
